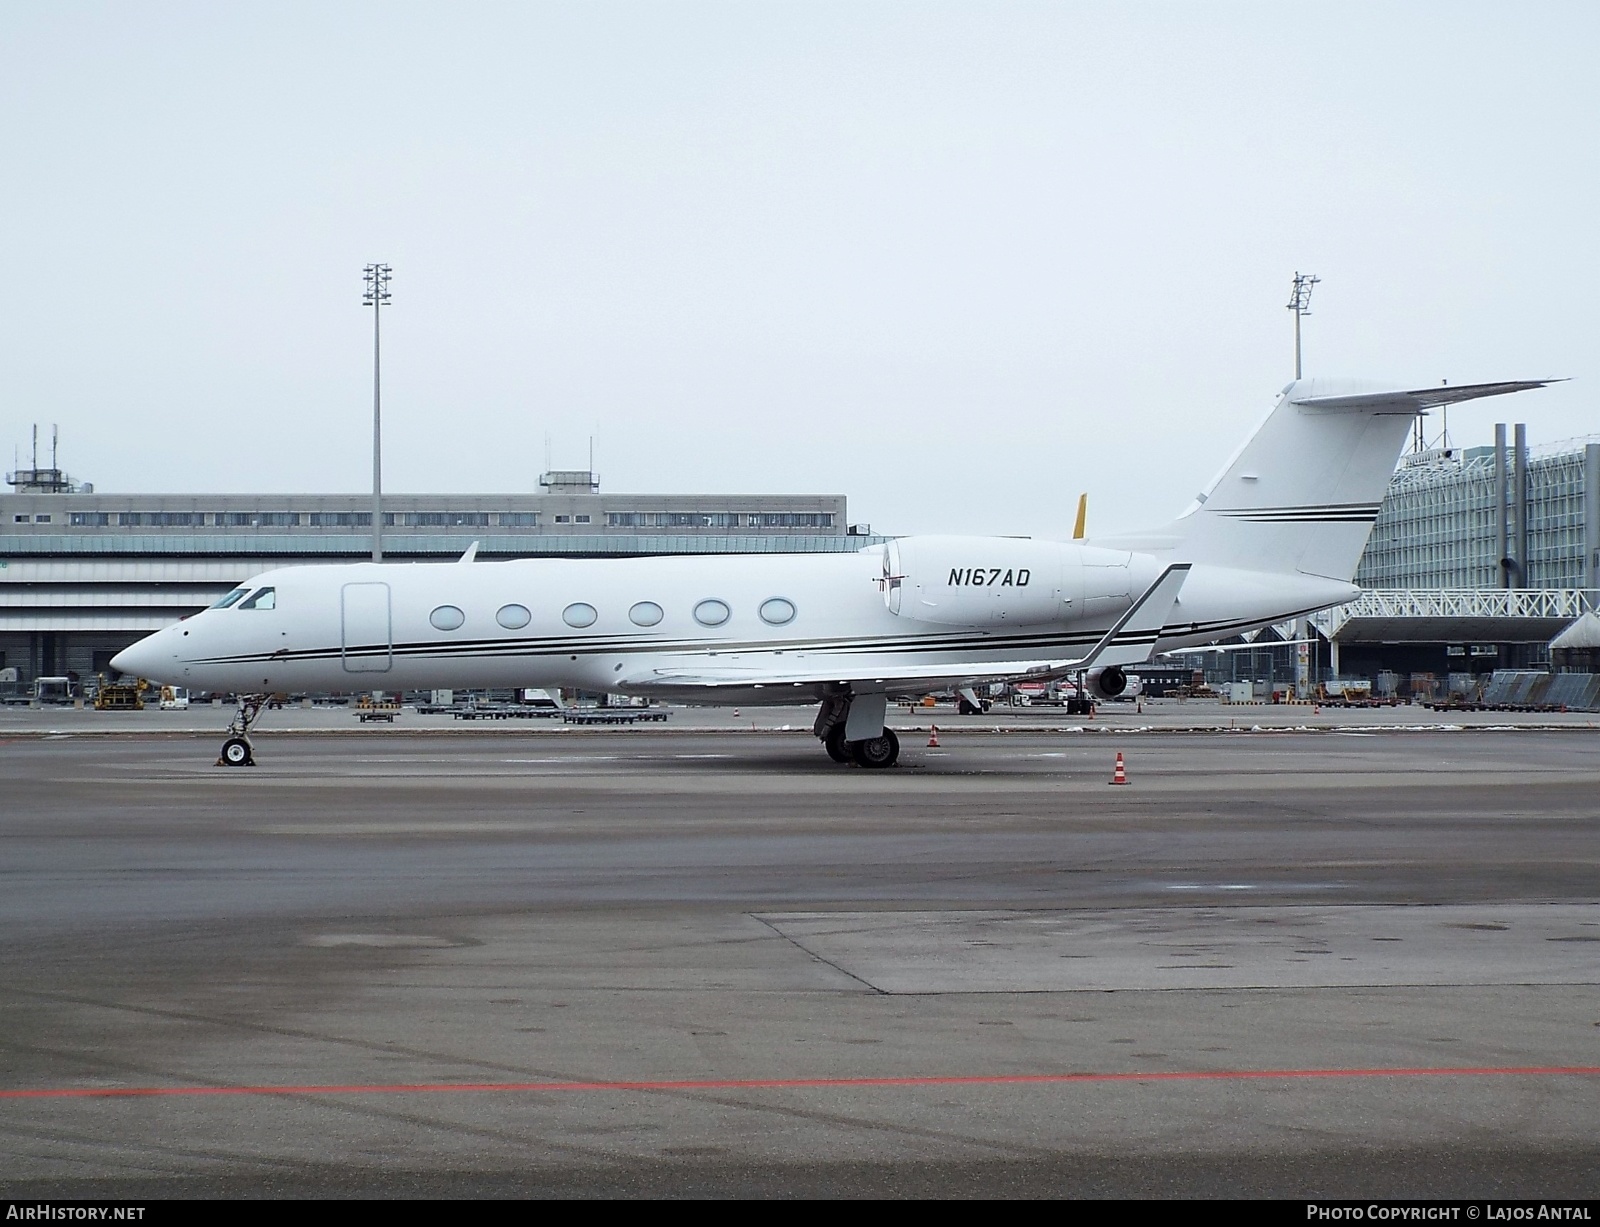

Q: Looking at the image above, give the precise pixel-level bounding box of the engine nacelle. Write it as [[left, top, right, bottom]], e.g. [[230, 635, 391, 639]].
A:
[[1087, 666, 1127, 699], [881, 536, 1147, 627]]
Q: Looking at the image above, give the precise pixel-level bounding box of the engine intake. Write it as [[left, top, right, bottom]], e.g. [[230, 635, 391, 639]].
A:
[[1088, 666, 1127, 699]]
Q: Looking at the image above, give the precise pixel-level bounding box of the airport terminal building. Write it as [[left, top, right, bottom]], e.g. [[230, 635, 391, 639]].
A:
[[1355, 435, 1600, 591], [1324, 429, 1600, 679], [0, 461, 879, 685]]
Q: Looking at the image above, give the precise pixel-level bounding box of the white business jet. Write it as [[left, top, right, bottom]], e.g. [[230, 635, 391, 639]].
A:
[[112, 377, 1551, 768]]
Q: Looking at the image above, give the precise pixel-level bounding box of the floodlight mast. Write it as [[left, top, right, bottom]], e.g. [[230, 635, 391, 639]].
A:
[[1287, 271, 1319, 381], [362, 263, 392, 562]]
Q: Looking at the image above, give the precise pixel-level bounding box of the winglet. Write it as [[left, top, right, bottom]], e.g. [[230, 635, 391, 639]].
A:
[[1048, 562, 1190, 674], [458, 541, 480, 564], [1073, 493, 1088, 540]]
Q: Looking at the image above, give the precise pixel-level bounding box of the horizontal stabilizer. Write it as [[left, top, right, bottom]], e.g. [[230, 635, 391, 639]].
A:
[[1290, 380, 1561, 413]]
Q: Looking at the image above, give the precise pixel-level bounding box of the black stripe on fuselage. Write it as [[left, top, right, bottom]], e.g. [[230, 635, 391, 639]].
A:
[[1214, 502, 1381, 513], [1219, 514, 1378, 524], [192, 606, 1308, 671], [1213, 502, 1380, 524]]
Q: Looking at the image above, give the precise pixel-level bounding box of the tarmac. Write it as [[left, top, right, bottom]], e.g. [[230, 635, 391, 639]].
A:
[[1, 706, 1598, 1198], [5, 694, 1600, 734]]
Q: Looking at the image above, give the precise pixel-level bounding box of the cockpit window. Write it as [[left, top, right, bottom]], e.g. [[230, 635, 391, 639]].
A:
[[210, 588, 249, 610], [238, 587, 276, 610]]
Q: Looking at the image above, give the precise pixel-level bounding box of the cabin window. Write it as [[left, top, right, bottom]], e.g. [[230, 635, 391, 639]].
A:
[[693, 599, 731, 627], [430, 605, 466, 631], [629, 601, 664, 627], [210, 588, 249, 610], [759, 597, 796, 626], [238, 587, 276, 610], [496, 604, 531, 630], [562, 602, 598, 628]]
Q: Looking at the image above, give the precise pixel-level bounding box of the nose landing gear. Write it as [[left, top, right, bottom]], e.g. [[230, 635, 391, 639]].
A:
[[216, 694, 267, 767]]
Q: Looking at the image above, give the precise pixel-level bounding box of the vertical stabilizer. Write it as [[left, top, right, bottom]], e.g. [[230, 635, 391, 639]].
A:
[[1100, 378, 1556, 582]]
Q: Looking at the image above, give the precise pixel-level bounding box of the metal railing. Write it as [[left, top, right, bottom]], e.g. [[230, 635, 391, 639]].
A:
[[1310, 589, 1600, 639]]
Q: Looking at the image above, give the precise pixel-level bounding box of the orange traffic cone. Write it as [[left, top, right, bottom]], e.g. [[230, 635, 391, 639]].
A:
[[928, 725, 940, 748], [1109, 751, 1128, 785]]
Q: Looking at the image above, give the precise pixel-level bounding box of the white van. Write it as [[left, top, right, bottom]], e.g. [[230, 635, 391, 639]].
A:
[[159, 686, 191, 710]]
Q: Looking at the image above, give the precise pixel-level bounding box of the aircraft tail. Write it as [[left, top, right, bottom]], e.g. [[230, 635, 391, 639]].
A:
[[1103, 379, 1556, 582]]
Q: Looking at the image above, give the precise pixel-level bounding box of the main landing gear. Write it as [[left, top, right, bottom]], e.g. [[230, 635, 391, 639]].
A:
[[216, 694, 267, 767], [824, 728, 851, 763], [848, 728, 900, 768], [814, 693, 900, 769]]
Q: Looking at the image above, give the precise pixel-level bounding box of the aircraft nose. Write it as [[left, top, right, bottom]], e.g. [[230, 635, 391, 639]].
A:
[[111, 635, 165, 680]]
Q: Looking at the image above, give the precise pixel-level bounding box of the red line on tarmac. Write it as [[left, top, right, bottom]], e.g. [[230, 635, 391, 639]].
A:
[[3, 1066, 1598, 1102]]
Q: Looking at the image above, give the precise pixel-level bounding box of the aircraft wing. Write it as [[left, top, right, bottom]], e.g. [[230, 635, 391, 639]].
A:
[[1290, 380, 1561, 413], [622, 564, 1191, 691]]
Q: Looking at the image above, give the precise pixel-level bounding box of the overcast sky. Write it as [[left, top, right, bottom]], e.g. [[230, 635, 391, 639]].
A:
[[2, 2, 1595, 538]]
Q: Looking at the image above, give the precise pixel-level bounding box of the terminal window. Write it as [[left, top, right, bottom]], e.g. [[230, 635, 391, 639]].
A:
[[213, 512, 299, 527], [393, 512, 492, 527], [69, 513, 111, 526], [120, 512, 205, 527], [606, 512, 740, 528], [748, 513, 834, 528]]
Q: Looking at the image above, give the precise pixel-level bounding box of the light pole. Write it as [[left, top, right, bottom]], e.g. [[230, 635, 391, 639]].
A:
[[363, 263, 392, 562], [1286, 271, 1318, 381]]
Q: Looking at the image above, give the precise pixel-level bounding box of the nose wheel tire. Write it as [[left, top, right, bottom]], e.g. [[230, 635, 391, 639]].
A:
[[220, 737, 254, 767], [823, 728, 851, 763], [849, 728, 900, 769]]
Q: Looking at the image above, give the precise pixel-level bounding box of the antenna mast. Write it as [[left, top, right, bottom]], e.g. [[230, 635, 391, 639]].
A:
[[362, 263, 393, 562], [1286, 272, 1319, 381]]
